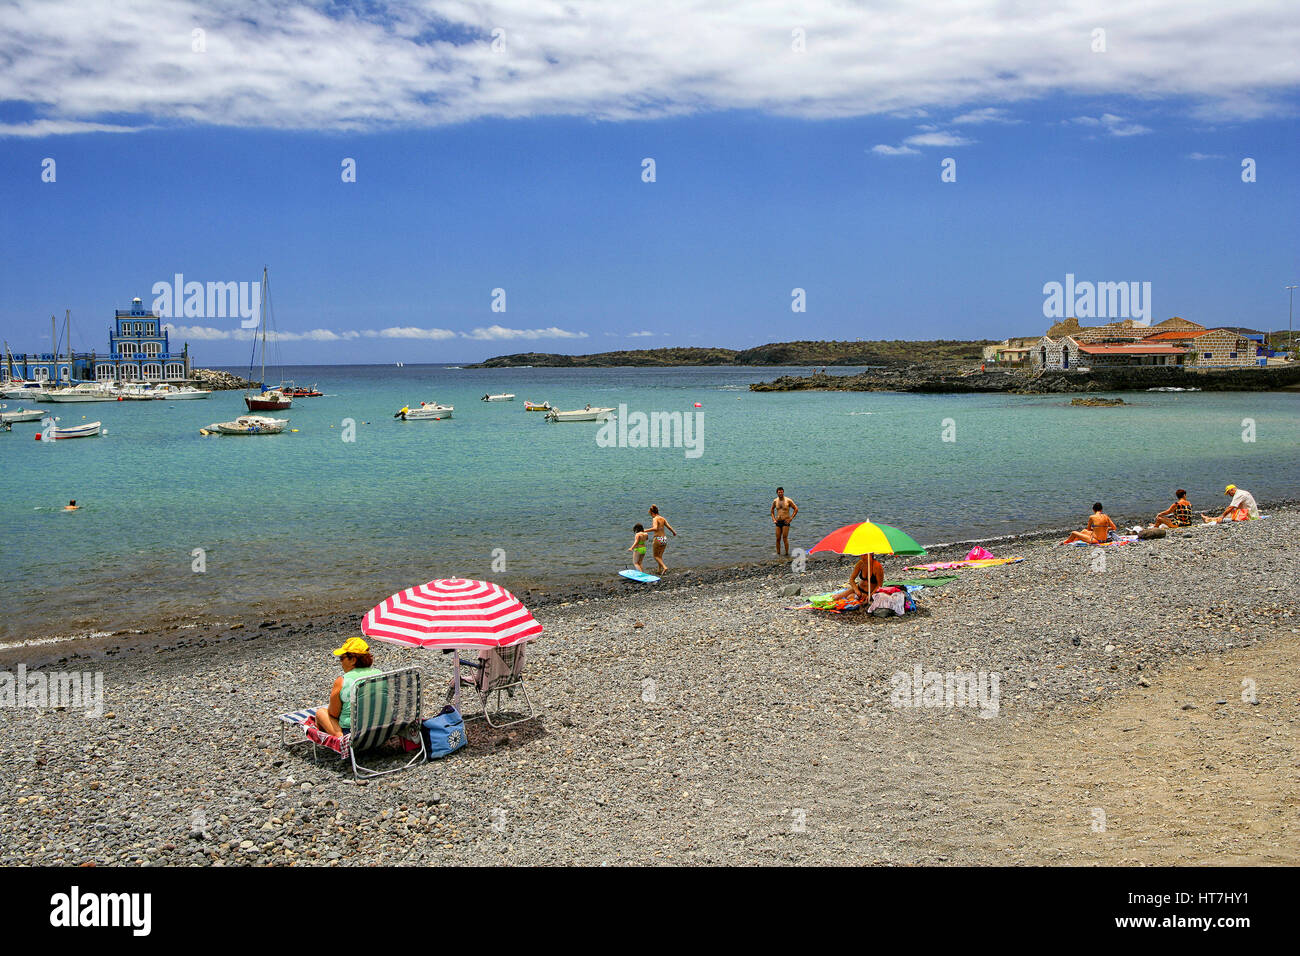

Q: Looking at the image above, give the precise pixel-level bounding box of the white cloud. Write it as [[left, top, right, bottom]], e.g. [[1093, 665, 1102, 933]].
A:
[[628, 330, 655, 337], [951, 107, 1018, 125], [1187, 151, 1225, 160], [463, 325, 589, 341], [0, 1, 1295, 137], [903, 131, 975, 147], [365, 326, 458, 339], [1069, 113, 1152, 137], [871, 144, 920, 156], [0, 119, 140, 137]]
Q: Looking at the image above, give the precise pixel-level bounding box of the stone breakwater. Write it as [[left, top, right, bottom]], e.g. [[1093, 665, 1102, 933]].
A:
[[750, 363, 1300, 394], [0, 508, 1296, 865], [192, 368, 258, 390]]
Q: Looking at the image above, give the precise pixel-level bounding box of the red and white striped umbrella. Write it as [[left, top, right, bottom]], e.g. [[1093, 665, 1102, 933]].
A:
[[361, 577, 543, 649]]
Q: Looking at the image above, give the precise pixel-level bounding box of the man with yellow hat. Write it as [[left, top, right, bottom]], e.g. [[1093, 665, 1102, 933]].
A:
[[1207, 484, 1260, 523], [314, 637, 382, 737]]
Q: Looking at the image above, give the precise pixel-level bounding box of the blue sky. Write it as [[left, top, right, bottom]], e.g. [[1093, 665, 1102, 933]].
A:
[[1, 1, 1297, 365]]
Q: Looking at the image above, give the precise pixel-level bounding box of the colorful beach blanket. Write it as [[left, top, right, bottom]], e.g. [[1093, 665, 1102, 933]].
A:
[[905, 557, 1024, 571], [1067, 536, 1138, 547], [884, 576, 958, 589]]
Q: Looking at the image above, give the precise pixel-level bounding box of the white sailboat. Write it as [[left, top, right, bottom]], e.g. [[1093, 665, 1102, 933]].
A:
[[245, 268, 292, 412]]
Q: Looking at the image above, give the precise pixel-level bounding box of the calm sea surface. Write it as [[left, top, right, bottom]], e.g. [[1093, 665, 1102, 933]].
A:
[[2, 364, 1298, 644]]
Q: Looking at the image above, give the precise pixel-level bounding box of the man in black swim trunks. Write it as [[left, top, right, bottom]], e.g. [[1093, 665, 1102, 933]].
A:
[[771, 487, 798, 556]]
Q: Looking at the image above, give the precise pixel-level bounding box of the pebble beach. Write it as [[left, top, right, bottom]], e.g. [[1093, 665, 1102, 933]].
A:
[[2, 506, 1297, 866]]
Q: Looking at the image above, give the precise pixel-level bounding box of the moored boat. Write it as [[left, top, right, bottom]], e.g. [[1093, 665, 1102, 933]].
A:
[[281, 382, 322, 397], [36, 420, 102, 439], [523, 400, 552, 411], [395, 402, 453, 420], [44, 383, 118, 403], [200, 415, 288, 436], [0, 405, 48, 424], [152, 383, 212, 400], [243, 268, 293, 412], [545, 405, 615, 422], [482, 393, 515, 402]]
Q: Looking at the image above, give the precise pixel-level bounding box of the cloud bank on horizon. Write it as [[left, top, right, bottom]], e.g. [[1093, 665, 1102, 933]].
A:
[[1, 0, 1297, 138]]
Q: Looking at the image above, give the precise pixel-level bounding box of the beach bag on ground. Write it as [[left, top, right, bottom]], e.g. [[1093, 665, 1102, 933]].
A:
[[422, 705, 467, 759]]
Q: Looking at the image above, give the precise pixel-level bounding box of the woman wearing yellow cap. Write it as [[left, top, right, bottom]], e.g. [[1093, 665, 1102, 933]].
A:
[[315, 637, 383, 737]]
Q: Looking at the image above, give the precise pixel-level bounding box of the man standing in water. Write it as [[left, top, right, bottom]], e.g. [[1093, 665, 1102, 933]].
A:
[[648, 505, 676, 574], [771, 487, 798, 556]]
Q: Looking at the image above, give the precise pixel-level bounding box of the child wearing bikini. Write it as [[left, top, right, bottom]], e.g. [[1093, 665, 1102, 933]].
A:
[[628, 524, 649, 572]]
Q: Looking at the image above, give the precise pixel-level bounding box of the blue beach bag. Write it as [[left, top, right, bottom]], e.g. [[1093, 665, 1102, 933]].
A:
[[422, 706, 467, 760]]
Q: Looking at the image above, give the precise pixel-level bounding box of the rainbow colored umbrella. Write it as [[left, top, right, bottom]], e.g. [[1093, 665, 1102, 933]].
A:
[[808, 520, 925, 598], [808, 520, 926, 557]]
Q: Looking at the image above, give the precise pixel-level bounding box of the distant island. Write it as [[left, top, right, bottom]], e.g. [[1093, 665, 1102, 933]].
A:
[[469, 339, 993, 368]]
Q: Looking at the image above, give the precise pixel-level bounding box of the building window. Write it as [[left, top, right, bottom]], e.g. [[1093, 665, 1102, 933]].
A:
[[119, 364, 139, 381], [1229, 352, 1237, 359], [33, 367, 50, 381], [165, 363, 185, 380], [96, 364, 116, 381], [140, 342, 161, 358], [142, 363, 163, 380]]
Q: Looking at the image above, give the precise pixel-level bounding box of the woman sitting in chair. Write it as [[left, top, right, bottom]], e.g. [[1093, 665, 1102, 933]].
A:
[[315, 637, 383, 737]]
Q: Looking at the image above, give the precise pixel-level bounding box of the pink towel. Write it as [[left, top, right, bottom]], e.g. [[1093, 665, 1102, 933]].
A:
[[966, 545, 995, 560]]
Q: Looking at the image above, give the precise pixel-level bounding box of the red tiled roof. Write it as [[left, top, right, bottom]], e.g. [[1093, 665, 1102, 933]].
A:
[[1142, 329, 1209, 342], [1076, 344, 1189, 354]]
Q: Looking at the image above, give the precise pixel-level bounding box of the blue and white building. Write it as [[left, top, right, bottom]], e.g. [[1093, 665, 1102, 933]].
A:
[[2, 298, 192, 383]]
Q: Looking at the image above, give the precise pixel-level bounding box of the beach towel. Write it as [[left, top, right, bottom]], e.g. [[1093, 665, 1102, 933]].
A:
[[1067, 537, 1137, 547], [965, 546, 995, 560], [905, 557, 1024, 571], [883, 576, 958, 589]]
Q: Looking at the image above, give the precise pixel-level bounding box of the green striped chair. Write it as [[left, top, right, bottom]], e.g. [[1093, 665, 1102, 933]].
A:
[[299, 666, 427, 778]]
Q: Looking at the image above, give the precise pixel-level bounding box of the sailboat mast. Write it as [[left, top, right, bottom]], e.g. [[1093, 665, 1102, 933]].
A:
[[260, 268, 268, 387]]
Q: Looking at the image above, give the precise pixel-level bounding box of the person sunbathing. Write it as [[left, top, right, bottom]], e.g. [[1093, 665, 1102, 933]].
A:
[[1061, 503, 1117, 545], [831, 553, 883, 603], [315, 637, 383, 737], [1153, 490, 1193, 528]]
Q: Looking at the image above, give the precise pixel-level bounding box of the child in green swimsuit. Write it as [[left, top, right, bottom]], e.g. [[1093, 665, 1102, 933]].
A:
[[628, 524, 649, 572]]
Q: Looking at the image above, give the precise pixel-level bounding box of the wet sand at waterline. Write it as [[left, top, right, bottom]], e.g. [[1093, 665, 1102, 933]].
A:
[[1, 507, 1295, 865]]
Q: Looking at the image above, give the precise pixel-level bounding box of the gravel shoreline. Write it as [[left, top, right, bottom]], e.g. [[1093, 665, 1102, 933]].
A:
[[2, 506, 1297, 865]]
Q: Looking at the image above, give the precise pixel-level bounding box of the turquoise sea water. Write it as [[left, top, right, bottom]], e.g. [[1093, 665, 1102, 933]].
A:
[[2, 364, 1298, 643]]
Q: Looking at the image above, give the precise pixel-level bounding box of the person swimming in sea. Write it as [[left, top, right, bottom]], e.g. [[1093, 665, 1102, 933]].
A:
[[627, 523, 649, 572]]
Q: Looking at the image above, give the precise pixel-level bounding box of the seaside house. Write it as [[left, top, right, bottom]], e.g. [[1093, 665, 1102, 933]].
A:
[[1, 297, 192, 384], [1031, 335, 1084, 369], [1185, 329, 1262, 368], [1075, 343, 1190, 367], [982, 336, 1038, 364]]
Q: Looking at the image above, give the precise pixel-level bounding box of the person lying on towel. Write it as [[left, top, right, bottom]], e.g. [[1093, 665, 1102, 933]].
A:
[[830, 554, 883, 604], [315, 637, 383, 737], [1060, 503, 1116, 545]]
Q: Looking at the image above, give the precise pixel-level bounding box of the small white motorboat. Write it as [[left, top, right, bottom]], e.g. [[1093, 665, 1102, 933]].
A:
[[482, 393, 515, 402], [117, 382, 162, 400], [200, 415, 289, 436], [0, 405, 48, 424], [152, 383, 212, 400], [38, 420, 102, 439], [2, 381, 50, 400], [43, 383, 118, 403], [545, 405, 615, 422], [395, 402, 454, 420], [523, 400, 552, 411]]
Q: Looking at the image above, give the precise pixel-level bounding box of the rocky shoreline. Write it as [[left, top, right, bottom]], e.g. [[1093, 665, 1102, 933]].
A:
[[191, 368, 259, 390], [2, 506, 1296, 865], [750, 363, 1300, 394]]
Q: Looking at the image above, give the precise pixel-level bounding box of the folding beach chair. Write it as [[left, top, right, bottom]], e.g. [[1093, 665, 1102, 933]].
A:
[[277, 666, 427, 779], [446, 644, 539, 728]]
